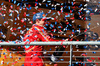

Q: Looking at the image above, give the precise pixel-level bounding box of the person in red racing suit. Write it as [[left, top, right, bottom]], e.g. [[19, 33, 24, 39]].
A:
[[23, 12, 67, 66]]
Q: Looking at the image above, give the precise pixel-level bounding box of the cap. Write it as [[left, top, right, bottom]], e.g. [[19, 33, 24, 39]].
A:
[[33, 12, 45, 21], [33, 12, 52, 21]]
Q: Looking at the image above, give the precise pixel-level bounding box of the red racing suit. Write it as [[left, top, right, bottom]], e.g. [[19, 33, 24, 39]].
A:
[[23, 24, 61, 66]]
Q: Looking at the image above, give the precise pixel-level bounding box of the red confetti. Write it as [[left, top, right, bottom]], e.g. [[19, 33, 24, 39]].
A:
[[84, 17, 86, 20], [78, 64, 81, 66], [65, 13, 68, 15], [28, 4, 31, 7], [12, 60, 17, 64], [21, 19, 24, 23], [54, 18, 56, 20], [82, 54, 87, 57], [85, 64, 86, 66], [33, 12, 36, 14], [90, 13, 94, 15], [24, 23, 26, 25], [70, 17, 74, 20], [4, 56, 6, 59], [84, 29, 87, 32], [60, 15, 62, 17], [91, 57, 95, 60], [72, 32, 74, 34], [95, 63, 98, 65], [0, 41, 2, 43], [13, 37, 15, 39], [18, 47, 20, 49], [0, 8, 2, 10], [25, 7, 27, 11], [70, 38, 73, 41], [54, 64, 57, 66], [63, 46, 66, 48], [70, 10, 72, 13], [35, 3, 37, 6], [73, 2, 76, 4], [13, 28, 16, 30], [76, 40, 79, 41], [38, 9, 41, 11], [87, 59, 92, 62], [61, 41, 63, 45], [72, 6, 75, 9], [17, 7, 19, 9], [24, 12, 26, 17], [36, 0, 38, 1], [98, 57, 100, 60], [66, 22, 69, 24]]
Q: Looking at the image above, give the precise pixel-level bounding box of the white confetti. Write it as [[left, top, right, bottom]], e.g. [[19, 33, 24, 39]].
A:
[[35, 6, 38, 10], [97, 23, 99, 25], [17, 17, 20, 20], [12, 32, 17, 36], [15, 10, 19, 14], [8, 19, 13, 22], [56, 3, 60, 5], [84, 4, 87, 7], [1, 60, 4, 65], [95, 8, 98, 12], [43, 51, 47, 54], [72, 20, 75, 23], [2, 35, 6, 38], [39, 3, 42, 6], [42, 0, 46, 2]]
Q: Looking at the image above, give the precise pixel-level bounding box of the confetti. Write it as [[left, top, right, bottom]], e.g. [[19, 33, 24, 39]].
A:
[[54, 64, 58, 66], [92, 52, 96, 54], [0, 1, 99, 66], [87, 59, 92, 62], [91, 57, 95, 60]]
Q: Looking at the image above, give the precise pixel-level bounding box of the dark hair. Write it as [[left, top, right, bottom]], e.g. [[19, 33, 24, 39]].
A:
[[33, 18, 42, 24]]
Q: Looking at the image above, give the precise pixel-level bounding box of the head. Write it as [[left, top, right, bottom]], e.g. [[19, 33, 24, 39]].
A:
[[33, 12, 46, 26]]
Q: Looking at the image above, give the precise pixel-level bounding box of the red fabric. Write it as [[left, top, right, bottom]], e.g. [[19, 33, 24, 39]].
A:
[[23, 24, 61, 66], [24, 55, 43, 66]]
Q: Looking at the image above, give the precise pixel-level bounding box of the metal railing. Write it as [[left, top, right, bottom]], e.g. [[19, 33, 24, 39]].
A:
[[0, 41, 100, 66], [0, 41, 100, 45]]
